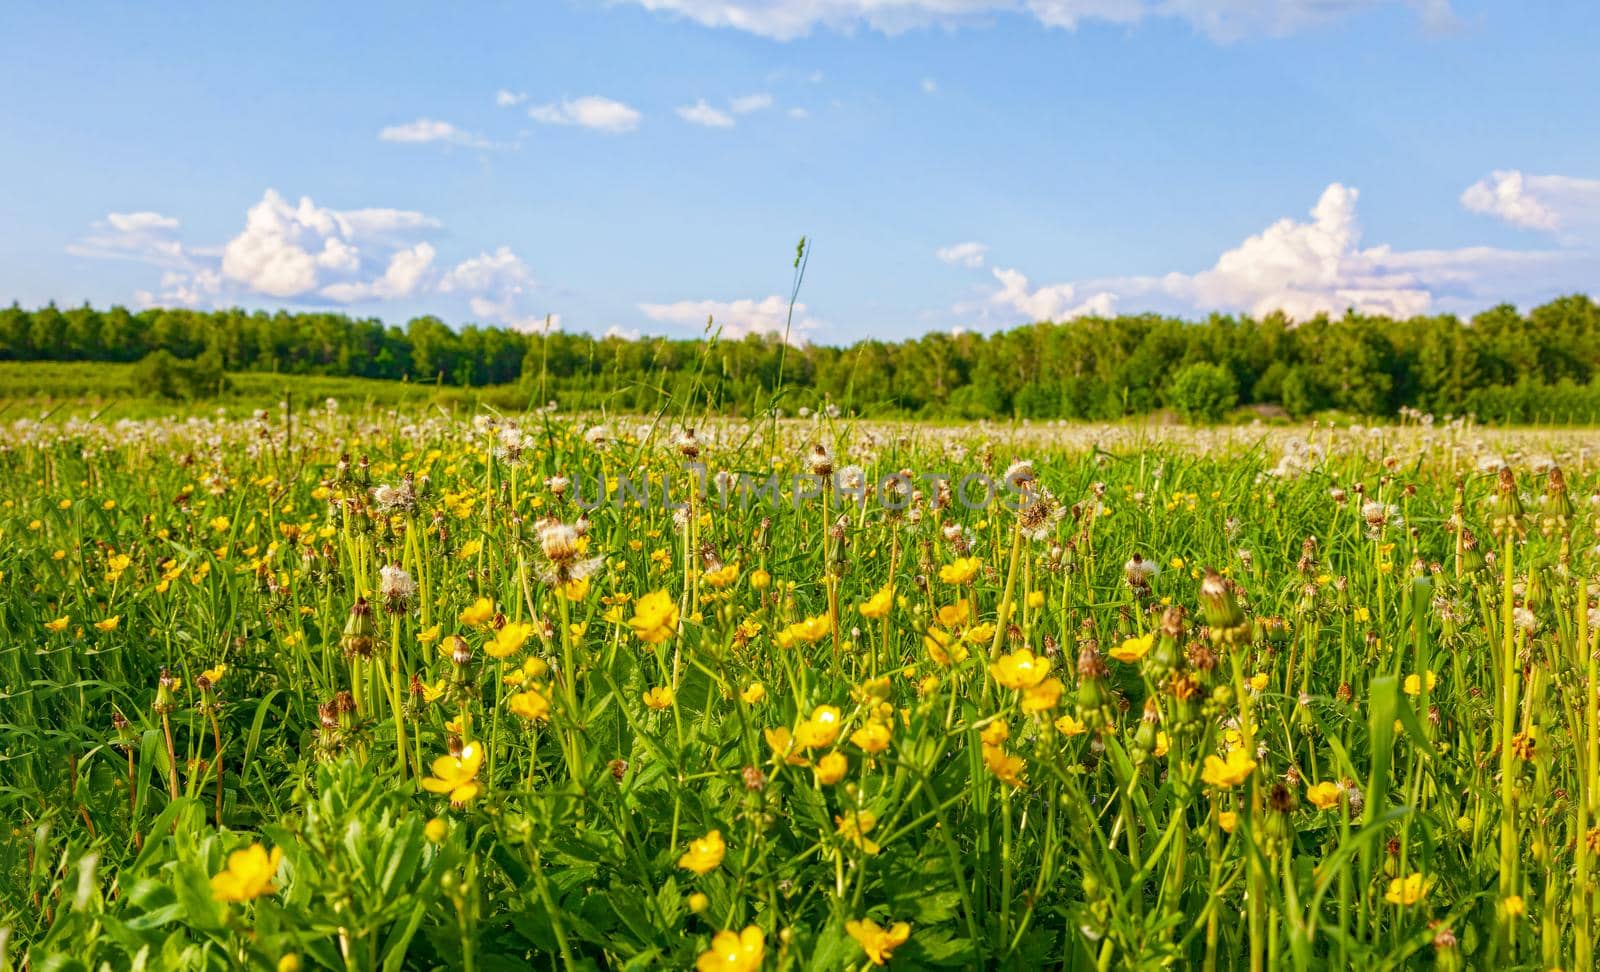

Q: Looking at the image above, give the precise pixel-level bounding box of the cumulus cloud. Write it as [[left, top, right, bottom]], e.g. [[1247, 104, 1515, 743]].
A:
[[378, 118, 492, 148], [604, 325, 643, 341], [984, 181, 1594, 325], [618, 0, 1452, 41], [677, 99, 736, 128], [71, 191, 554, 325], [495, 89, 527, 107], [936, 241, 988, 268], [1461, 170, 1600, 236], [638, 295, 821, 343], [529, 96, 642, 133]]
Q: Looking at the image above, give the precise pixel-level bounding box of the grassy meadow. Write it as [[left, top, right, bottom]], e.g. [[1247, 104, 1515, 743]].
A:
[[2, 396, 1598, 970]]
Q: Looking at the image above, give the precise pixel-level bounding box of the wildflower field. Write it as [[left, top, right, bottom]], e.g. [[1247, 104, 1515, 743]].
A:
[[4, 406, 1599, 970]]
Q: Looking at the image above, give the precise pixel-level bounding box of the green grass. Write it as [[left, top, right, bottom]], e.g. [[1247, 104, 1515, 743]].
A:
[[1, 406, 1596, 969]]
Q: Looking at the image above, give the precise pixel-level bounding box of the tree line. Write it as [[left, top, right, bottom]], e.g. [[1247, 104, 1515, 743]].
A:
[[3, 296, 1600, 421]]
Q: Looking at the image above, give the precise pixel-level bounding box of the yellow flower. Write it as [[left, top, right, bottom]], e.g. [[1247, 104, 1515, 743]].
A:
[[696, 926, 764, 972], [210, 843, 282, 902], [795, 705, 842, 749], [851, 721, 892, 754], [846, 918, 912, 967], [1403, 671, 1438, 696], [688, 892, 709, 913], [740, 683, 766, 705], [1249, 673, 1269, 694], [764, 726, 808, 765], [459, 597, 496, 628], [923, 627, 969, 667], [750, 569, 771, 590], [508, 687, 551, 721], [425, 818, 448, 843], [558, 577, 590, 602], [1109, 632, 1154, 663], [1218, 811, 1238, 833], [420, 742, 484, 805], [644, 686, 675, 710], [938, 557, 981, 585], [1055, 713, 1088, 737], [991, 649, 1051, 690], [936, 600, 972, 628], [1384, 873, 1431, 906], [1020, 678, 1064, 714], [835, 809, 881, 855], [486, 621, 534, 659], [981, 720, 1010, 747], [95, 615, 121, 632], [677, 829, 726, 875], [775, 614, 830, 649], [1305, 781, 1341, 810], [418, 624, 442, 645], [628, 590, 681, 645], [702, 562, 740, 588], [983, 745, 1026, 787], [858, 584, 893, 620], [1201, 748, 1257, 789], [1503, 894, 1525, 918], [201, 663, 228, 684], [1154, 731, 1169, 758], [1026, 590, 1046, 609], [46, 615, 70, 633], [815, 750, 848, 784]]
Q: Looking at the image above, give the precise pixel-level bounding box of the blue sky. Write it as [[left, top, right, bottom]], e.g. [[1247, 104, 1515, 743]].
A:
[[2, 1, 1597, 344]]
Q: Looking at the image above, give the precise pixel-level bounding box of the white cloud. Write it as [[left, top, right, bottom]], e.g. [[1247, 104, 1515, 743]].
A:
[[730, 92, 774, 114], [529, 96, 642, 133], [921, 77, 938, 94], [67, 211, 187, 267], [618, 0, 1451, 41], [604, 325, 643, 341], [71, 191, 555, 325], [1461, 169, 1600, 236], [787, 106, 810, 119], [378, 118, 491, 148], [638, 295, 821, 343], [495, 89, 527, 107], [677, 99, 736, 128], [984, 181, 1593, 324], [936, 241, 988, 268]]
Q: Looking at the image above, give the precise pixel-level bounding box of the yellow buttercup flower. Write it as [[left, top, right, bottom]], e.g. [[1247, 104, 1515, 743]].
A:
[[425, 818, 448, 843], [702, 562, 740, 588], [459, 597, 496, 628], [210, 842, 283, 902], [775, 614, 830, 649], [628, 590, 680, 645], [815, 751, 848, 784], [1109, 632, 1154, 663], [420, 742, 484, 805], [846, 918, 912, 966], [1384, 872, 1431, 906], [1055, 713, 1088, 737], [990, 649, 1051, 690], [95, 615, 121, 632], [858, 584, 893, 620], [850, 721, 892, 754], [794, 705, 842, 749], [835, 809, 881, 855], [46, 615, 70, 633], [1403, 671, 1438, 696], [696, 926, 764, 972], [677, 829, 726, 875], [643, 686, 674, 710], [1020, 678, 1064, 714], [1201, 747, 1257, 789], [201, 663, 227, 684], [938, 557, 981, 585], [1305, 781, 1341, 810], [486, 621, 534, 659], [508, 687, 551, 721], [740, 683, 766, 704]]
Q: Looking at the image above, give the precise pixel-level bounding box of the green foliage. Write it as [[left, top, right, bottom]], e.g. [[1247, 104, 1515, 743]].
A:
[[131, 349, 228, 400], [1167, 361, 1238, 422], [5, 294, 1600, 420]]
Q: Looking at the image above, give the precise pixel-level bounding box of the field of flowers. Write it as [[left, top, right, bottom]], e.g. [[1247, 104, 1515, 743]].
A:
[[3, 405, 1598, 970]]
